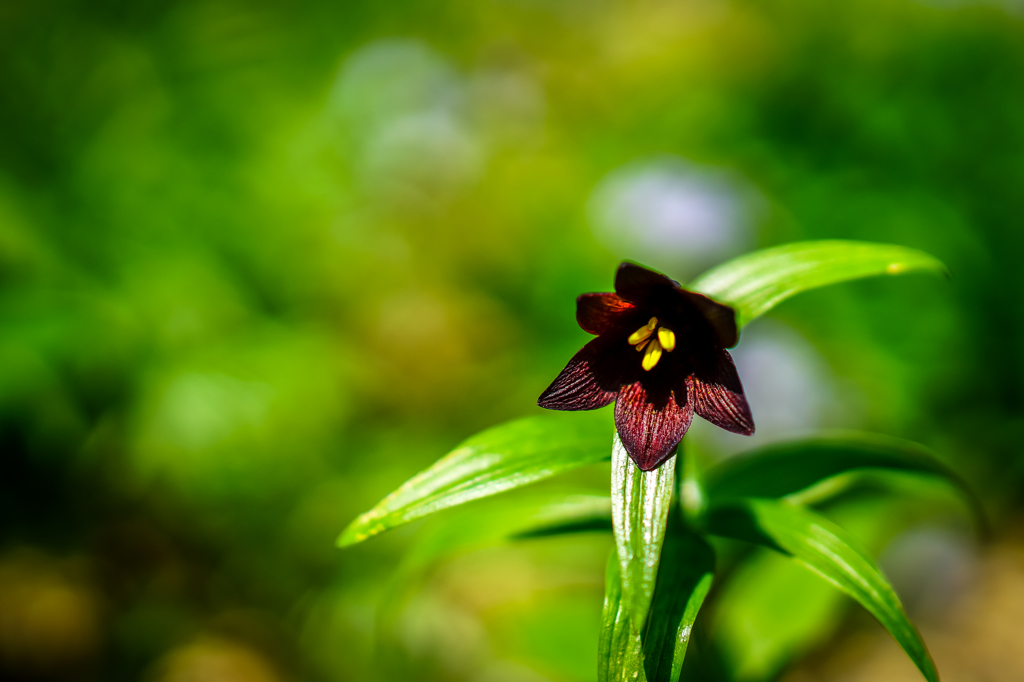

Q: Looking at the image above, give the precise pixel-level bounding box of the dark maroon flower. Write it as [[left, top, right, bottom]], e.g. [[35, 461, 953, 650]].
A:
[[538, 262, 754, 471]]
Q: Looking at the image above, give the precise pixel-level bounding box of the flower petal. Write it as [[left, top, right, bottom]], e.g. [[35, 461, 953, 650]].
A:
[[683, 291, 739, 348], [538, 340, 618, 410], [576, 293, 636, 335], [614, 382, 694, 471], [614, 262, 680, 305], [688, 350, 754, 435]]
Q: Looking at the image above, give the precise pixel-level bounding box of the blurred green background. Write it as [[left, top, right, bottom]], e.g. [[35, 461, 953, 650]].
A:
[[2, 0, 1023, 680]]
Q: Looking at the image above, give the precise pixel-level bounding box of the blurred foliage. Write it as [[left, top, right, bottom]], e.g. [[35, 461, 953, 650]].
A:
[[1, 0, 1023, 680]]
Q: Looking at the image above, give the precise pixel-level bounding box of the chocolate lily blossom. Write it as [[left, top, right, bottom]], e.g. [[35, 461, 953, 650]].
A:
[[538, 262, 754, 471]]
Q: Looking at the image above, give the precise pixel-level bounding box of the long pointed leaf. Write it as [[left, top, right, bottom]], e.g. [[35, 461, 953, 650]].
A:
[[703, 432, 982, 525], [599, 551, 647, 682], [707, 499, 938, 682], [689, 240, 947, 327], [612, 432, 676, 629], [643, 528, 715, 682], [713, 547, 847, 682], [339, 410, 612, 546], [712, 496, 913, 681]]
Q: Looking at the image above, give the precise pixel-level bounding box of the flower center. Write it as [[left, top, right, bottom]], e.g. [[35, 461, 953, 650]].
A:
[[627, 317, 677, 371]]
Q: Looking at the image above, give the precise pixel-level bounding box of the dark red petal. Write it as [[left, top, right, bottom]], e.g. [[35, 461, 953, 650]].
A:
[[614, 262, 679, 305], [614, 382, 694, 471], [538, 342, 618, 411], [688, 350, 754, 435], [683, 291, 739, 348], [576, 293, 636, 336]]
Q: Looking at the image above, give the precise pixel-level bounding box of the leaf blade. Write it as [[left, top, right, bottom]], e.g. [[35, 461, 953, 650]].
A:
[[689, 240, 947, 327], [707, 499, 939, 682], [611, 432, 676, 629], [702, 432, 984, 529], [713, 547, 848, 682], [599, 550, 647, 682], [643, 527, 715, 682], [339, 410, 612, 546]]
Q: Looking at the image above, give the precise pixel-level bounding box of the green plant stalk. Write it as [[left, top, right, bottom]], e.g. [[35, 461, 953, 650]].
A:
[[611, 432, 676, 630]]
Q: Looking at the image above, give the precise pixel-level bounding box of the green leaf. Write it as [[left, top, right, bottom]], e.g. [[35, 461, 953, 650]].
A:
[[702, 432, 984, 527], [599, 524, 716, 682], [642, 527, 715, 682], [707, 499, 939, 682], [612, 432, 676, 630], [689, 240, 947, 327], [712, 496, 928, 682], [599, 550, 647, 682], [713, 548, 846, 682], [339, 410, 613, 546]]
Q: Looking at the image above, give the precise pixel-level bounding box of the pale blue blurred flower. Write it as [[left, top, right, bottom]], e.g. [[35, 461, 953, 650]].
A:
[[588, 156, 758, 279]]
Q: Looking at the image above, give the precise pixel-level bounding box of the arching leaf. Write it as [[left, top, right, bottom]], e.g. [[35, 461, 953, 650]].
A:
[[690, 240, 947, 328], [707, 499, 938, 682], [702, 432, 984, 528], [703, 432, 969, 500], [339, 410, 612, 546]]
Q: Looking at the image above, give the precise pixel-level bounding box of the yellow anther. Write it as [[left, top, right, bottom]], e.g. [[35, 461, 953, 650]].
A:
[[628, 322, 655, 346], [641, 338, 663, 371], [636, 338, 649, 352], [657, 327, 676, 352], [646, 316, 658, 330]]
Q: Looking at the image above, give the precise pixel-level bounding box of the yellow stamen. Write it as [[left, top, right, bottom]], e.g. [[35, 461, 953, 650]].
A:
[[628, 317, 659, 346], [636, 338, 649, 352], [641, 338, 663, 371], [657, 327, 676, 352], [627, 327, 652, 345]]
